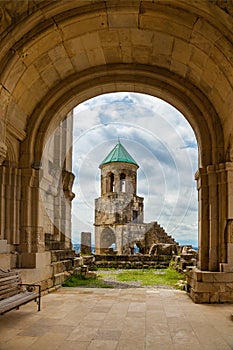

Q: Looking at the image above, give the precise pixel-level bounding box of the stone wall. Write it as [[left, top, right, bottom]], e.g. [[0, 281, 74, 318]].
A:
[[172, 246, 198, 272], [187, 268, 233, 303], [88, 251, 175, 269]]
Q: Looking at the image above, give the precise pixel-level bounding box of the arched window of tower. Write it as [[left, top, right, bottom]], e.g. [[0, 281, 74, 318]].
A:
[[120, 173, 126, 192], [110, 173, 115, 193]]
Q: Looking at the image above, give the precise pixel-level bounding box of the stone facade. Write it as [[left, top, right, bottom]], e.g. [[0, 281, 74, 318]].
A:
[[0, 112, 75, 287], [0, 1, 232, 302]]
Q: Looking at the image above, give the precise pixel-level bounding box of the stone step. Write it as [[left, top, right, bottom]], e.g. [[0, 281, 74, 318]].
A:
[[51, 249, 75, 262], [53, 271, 70, 286], [52, 260, 73, 274]]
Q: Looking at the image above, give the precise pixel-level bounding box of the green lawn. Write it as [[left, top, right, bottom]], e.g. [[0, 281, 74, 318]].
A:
[[108, 268, 185, 288], [62, 267, 185, 289], [62, 274, 113, 288]]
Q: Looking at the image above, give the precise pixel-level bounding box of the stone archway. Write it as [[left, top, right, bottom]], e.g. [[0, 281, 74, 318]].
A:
[[99, 228, 116, 254], [0, 1, 232, 302]]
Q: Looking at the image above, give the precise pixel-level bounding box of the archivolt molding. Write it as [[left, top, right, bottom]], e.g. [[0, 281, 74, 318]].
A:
[[0, 1, 232, 91], [19, 63, 224, 169]]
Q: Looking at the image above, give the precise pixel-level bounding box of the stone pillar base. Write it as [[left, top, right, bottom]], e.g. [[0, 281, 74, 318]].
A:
[[0, 239, 10, 253], [0, 253, 11, 270], [187, 268, 233, 303], [20, 252, 51, 268], [0, 240, 14, 270]]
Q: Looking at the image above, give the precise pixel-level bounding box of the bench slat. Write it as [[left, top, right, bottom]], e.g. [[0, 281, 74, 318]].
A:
[[0, 275, 21, 283], [0, 280, 20, 299], [0, 282, 19, 292], [0, 288, 20, 300], [0, 271, 17, 277], [0, 280, 19, 287]]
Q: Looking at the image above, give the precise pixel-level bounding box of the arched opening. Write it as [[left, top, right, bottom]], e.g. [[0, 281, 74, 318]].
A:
[[110, 173, 115, 193], [120, 173, 126, 193], [100, 228, 116, 254], [72, 92, 198, 252], [26, 61, 225, 276]]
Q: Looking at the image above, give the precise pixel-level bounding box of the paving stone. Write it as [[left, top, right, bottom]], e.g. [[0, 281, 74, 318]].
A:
[[0, 287, 233, 349], [87, 339, 118, 350]]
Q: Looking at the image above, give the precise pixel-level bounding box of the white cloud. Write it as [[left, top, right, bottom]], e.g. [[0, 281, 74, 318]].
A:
[[72, 93, 198, 246]]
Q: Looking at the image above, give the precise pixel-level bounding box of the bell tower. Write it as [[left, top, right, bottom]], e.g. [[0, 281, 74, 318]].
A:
[[94, 141, 144, 254]]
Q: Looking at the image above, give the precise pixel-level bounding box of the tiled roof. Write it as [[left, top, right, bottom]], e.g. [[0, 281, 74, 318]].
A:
[[100, 141, 138, 167]]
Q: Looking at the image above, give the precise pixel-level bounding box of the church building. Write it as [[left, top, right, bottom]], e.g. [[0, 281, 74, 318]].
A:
[[94, 141, 177, 254]]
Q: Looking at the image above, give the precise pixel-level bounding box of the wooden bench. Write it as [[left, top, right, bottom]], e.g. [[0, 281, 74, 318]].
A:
[[0, 269, 41, 315]]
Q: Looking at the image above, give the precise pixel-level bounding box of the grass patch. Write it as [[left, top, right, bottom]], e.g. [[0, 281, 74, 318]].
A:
[[62, 274, 113, 288], [62, 268, 185, 289], [99, 267, 185, 289]]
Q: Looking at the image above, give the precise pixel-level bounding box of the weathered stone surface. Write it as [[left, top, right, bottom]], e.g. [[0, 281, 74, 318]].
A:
[[54, 271, 70, 286], [92, 254, 169, 269], [187, 269, 233, 303], [81, 232, 92, 254]]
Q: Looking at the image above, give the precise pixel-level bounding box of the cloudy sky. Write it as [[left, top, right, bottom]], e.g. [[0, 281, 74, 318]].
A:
[[72, 92, 198, 247]]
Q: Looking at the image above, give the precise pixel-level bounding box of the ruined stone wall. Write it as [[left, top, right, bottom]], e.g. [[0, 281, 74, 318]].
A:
[[120, 221, 177, 254], [93, 254, 172, 269], [145, 222, 177, 253], [95, 221, 177, 255]]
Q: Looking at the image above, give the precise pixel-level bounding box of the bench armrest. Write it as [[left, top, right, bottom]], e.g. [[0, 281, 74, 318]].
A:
[[19, 283, 41, 294], [19, 284, 41, 311]]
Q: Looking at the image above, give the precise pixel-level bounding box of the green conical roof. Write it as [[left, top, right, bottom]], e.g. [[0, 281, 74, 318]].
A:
[[100, 141, 138, 167]]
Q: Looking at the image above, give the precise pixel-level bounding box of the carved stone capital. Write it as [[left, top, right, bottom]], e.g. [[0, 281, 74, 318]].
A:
[[0, 141, 7, 165], [62, 169, 75, 201], [228, 147, 233, 162]]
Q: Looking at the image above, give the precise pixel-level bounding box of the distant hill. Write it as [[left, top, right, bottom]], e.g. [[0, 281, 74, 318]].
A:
[[72, 243, 95, 253], [72, 243, 197, 253]]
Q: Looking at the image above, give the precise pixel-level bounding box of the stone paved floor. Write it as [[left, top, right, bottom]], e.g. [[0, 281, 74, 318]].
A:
[[0, 287, 233, 350]]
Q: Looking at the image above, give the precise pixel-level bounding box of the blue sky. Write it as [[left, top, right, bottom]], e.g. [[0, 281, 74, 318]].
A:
[[72, 92, 198, 247]]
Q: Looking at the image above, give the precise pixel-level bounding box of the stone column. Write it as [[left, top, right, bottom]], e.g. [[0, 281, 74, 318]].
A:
[[188, 161, 233, 302], [207, 165, 219, 271], [0, 120, 7, 166], [61, 169, 75, 249], [19, 167, 48, 268], [115, 226, 123, 254], [0, 165, 21, 269], [196, 168, 209, 270], [0, 166, 21, 243], [197, 162, 233, 272], [81, 232, 91, 254], [217, 163, 228, 264], [219, 162, 233, 271], [94, 226, 101, 254]]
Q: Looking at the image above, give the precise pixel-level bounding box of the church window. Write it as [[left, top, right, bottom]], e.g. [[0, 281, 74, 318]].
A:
[[133, 210, 138, 223], [120, 173, 126, 192], [110, 173, 115, 192]]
